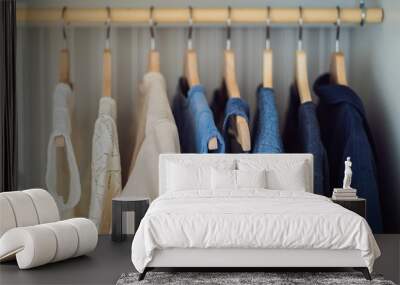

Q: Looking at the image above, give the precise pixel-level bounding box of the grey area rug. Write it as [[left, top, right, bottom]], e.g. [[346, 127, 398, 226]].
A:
[[116, 272, 396, 285]]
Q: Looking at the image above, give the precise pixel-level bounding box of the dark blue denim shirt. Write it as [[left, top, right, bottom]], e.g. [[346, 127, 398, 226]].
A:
[[282, 85, 330, 197], [172, 78, 225, 153], [252, 87, 284, 153], [211, 82, 250, 153], [314, 73, 383, 233]]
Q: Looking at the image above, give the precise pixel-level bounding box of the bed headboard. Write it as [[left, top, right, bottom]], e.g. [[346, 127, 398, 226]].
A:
[[159, 154, 314, 195]]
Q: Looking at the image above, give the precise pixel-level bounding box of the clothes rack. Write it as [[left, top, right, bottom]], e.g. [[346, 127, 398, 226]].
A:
[[17, 7, 383, 25]]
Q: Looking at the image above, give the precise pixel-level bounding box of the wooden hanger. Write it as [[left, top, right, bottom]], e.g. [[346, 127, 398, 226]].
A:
[[59, 9, 70, 86], [59, 49, 70, 85], [55, 47, 70, 147], [295, 50, 312, 103], [103, 48, 112, 97], [330, 52, 347, 85], [263, 7, 273, 89], [295, 7, 312, 104], [330, 7, 348, 86], [263, 49, 273, 89], [185, 50, 200, 87], [103, 8, 112, 97], [185, 7, 217, 151], [55, 8, 69, 147], [223, 8, 251, 151], [224, 51, 251, 151], [148, 8, 160, 73], [148, 50, 160, 73], [185, 49, 217, 150]]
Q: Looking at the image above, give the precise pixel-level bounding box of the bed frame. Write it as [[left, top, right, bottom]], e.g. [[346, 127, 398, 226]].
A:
[[140, 248, 371, 280], [138, 154, 372, 281]]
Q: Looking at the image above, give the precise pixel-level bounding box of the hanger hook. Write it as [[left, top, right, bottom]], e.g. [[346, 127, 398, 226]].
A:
[[188, 6, 193, 50], [62, 6, 67, 47], [105, 6, 111, 48], [297, 6, 303, 51], [226, 6, 232, 50], [265, 6, 271, 50], [61, 6, 67, 41], [360, 0, 366, 26], [335, 6, 341, 53], [149, 6, 156, 50]]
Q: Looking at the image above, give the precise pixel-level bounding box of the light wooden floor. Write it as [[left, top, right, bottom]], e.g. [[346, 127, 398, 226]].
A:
[[0, 235, 399, 285]]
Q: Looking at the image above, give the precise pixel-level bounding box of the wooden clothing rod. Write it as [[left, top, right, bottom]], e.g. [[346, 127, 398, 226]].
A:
[[17, 7, 384, 25]]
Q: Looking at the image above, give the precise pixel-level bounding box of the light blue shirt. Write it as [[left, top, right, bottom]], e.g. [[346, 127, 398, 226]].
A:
[[173, 81, 225, 153]]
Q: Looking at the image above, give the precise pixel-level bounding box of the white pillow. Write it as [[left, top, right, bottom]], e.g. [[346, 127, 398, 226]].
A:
[[211, 169, 267, 190], [237, 159, 308, 191], [237, 169, 267, 189], [211, 168, 236, 190], [265, 163, 307, 191], [167, 162, 212, 191]]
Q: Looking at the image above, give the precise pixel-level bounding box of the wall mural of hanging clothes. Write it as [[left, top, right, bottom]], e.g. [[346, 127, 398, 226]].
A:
[[313, 73, 383, 233], [89, 96, 121, 234], [252, 86, 283, 153], [282, 85, 330, 197], [173, 78, 225, 153], [16, 26, 341, 190], [211, 82, 250, 153], [45, 83, 81, 219], [122, 72, 180, 201], [19, 25, 380, 221]]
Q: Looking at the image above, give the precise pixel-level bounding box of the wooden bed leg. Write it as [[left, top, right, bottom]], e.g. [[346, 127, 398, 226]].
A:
[[354, 267, 372, 280], [138, 268, 147, 281]]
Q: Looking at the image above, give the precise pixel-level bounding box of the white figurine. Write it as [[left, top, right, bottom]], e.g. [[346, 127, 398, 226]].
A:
[[342, 157, 353, 189]]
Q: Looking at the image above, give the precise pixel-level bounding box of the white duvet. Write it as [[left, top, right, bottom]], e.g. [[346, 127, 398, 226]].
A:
[[131, 190, 380, 273]]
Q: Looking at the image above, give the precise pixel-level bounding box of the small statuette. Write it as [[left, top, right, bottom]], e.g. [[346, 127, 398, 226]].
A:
[[342, 157, 353, 190]]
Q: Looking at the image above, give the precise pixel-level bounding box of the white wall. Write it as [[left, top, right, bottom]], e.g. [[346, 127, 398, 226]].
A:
[[349, 0, 400, 233]]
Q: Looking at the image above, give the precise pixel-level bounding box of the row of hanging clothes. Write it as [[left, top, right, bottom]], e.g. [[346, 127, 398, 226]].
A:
[[45, 6, 382, 234]]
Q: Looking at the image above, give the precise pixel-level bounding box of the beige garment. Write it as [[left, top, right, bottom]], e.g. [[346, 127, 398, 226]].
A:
[[89, 97, 122, 234], [128, 81, 148, 175], [122, 72, 180, 201]]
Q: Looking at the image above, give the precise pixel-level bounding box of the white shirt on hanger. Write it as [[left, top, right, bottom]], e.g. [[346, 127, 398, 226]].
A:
[[122, 72, 180, 201], [89, 96, 122, 234]]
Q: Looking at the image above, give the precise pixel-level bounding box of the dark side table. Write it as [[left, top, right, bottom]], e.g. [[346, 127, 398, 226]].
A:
[[112, 196, 150, 242], [331, 198, 366, 218]]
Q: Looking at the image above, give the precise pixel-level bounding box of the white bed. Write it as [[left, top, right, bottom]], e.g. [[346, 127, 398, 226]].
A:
[[131, 154, 380, 280]]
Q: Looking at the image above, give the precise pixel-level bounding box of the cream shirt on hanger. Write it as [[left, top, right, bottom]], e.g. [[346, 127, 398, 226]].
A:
[[89, 97, 122, 234], [122, 72, 180, 201]]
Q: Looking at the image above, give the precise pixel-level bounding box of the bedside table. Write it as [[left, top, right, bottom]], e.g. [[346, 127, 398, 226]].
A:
[[112, 196, 150, 242], [331, 198, 366, 218]]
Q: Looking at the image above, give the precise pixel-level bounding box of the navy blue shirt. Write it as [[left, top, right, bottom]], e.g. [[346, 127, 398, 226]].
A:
[[314, 73, 383, 233], [283, 85, 330, 197]]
